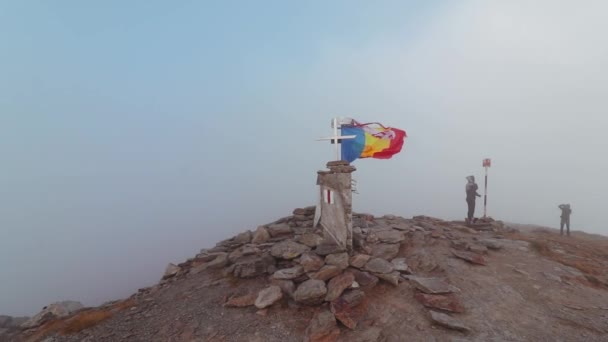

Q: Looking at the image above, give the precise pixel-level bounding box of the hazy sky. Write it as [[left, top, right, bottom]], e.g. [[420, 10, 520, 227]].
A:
[[2, 1, 607, 316]]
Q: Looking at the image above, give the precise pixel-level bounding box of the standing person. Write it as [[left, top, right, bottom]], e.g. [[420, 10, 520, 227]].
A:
[[465, 176, 481, 224], [558, 204, 572, 236]]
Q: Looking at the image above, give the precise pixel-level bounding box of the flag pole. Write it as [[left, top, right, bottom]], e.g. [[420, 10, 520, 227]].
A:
[[483, 166, 488, 218]]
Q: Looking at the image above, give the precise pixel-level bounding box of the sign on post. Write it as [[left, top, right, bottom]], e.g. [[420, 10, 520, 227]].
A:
[[482, 158, 491, 217]]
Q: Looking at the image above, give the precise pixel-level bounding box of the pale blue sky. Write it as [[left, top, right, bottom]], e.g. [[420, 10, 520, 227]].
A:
[[2, 1, 608, 315]]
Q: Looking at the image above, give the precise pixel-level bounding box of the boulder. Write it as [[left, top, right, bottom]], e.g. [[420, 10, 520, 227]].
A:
[[267, 223, 293, 237], [273, 265, 305, 280], [304, 310, 340, 342], [252, 226, 271, 244], [309, 265, 342, 281], [391, 258, 409, 272], [270, 279, 296, 298], [429, 311, 471, 333], [375, 230, 405, 243], [225, 293, 257, 308], [325, 253, 349, 270], [345, 269, 379, 288], [297, 234, 324, 248], [376, 271, 400, 286], [299, 252, 325, 272], [325, 272, 355, 302], [294, 279, 328, 305], [349, 254, 371, 269], [271, 240, 310, 260], [371, 243, 400, 260], [163, 263, 181, 279], [255, 286, 283, 309], [22, 301, 84, 329], [364, 258, 394, 274], [315, 243, 346, 256], [191, 253, 229, 274], [234, 231, 253, 244], [232, 254, 276, 278]]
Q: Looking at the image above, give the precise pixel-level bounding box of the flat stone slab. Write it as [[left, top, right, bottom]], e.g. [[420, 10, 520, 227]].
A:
[[429, 311, 471, 333], [270, 240, 310, 260], [408, 277, 456, 294], [415, 293, 465, 313], [272, 265, 305, 280], [371, 243, 400, 260], [374, 230, 405, 243], [364, 258, 394, 274]]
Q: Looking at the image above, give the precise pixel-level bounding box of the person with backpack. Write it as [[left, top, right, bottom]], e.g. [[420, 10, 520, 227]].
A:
[[465, 175, 481, 224], [558, 204, 572, 236]]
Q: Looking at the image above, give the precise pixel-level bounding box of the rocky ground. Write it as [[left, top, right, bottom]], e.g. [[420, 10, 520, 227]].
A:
[[5, 207, 608, 342]]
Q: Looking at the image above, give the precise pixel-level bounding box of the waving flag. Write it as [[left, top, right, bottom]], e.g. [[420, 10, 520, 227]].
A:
[[341, 121, 406, 163]]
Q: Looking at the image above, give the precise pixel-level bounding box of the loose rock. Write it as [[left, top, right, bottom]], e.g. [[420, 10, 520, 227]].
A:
[[408, 277, 455, 294], [325, 272, 355, 302], [271, 240, 310, 260], [451, 249, 487, 265], [376, 271, 400, 286], [371, 243, 400, 260], [297, 234, 324, 248], [304, 310, 340, 342], [415, 293, 465, 313], [310, 265, 342, 281], [255, 286, 283, 309], [429, 311, 471, 333], [375, 230, 405, 243], [349, 254, 371, 269], [225, 293, 257, 308], [315, 243, 346, 256], [391, 258, 410, 272], [273, 265, 305, 280], [252, 226, 271, 244], [346, 269, 379, 288], [267, 223, 293, 237], [364, 258, 394, 274], [325, 253, 349, 270], [300, 252, 325, 272], [163, 263, 181, 279], [294, 279, 328, 305]]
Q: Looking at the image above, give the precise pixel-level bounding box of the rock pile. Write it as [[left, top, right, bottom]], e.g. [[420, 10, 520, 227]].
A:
[[145, 208, 506, 341]]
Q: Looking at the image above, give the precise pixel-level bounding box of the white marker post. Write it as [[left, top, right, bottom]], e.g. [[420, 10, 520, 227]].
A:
[[482, 158, 491, 218], [317, 117, 357, 161]]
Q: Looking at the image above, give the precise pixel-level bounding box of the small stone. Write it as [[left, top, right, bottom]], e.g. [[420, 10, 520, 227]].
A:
[[408, 277, 455, 294], [415, 293, 465, 313], [429, 311, 470, 333], [224, 293, 257, 307], [325, 273, 355, 302], [325, 253, 349, 270], [272, 265, 305, 280], [297, 234, 324, 248], [270, 240, 310, 260], [310, 265, 342, 281], [371, 243, 400, 260], [299, 252, 325, 272], [256, 309, 268, 316], [304, 310, 340, 342], [252, 226, 271, 244], [255, 286, 283, 309], [267, 223, 293, 237], [451, 249, 487, 265], [349, 254, 372, 269], [294, 280, 328, 305], [163, 263, 181, 279], [376, 271, 400, 286], [391, 258, 409, 272], [364, 258, 394, 274]]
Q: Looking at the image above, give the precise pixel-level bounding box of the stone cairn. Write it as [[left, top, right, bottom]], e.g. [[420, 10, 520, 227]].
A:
[[151, 206, 507, 340]]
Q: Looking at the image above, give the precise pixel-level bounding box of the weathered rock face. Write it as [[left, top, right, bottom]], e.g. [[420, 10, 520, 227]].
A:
[[363, 258, 394, 274], [255, 286, 283, 309], [252, 226, 271, 244], [325, 272, 355, 302], [294, 279, 328, 305], [325, 253, 349, 270], [299, 252, 325, 272], [272, 265, 305, 280], [371, 243, 400, 260], [304, 310, 340, 342], [232, 254, 276, 278], [271, 240, 310, 260], [22, 301, 84, 329]]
